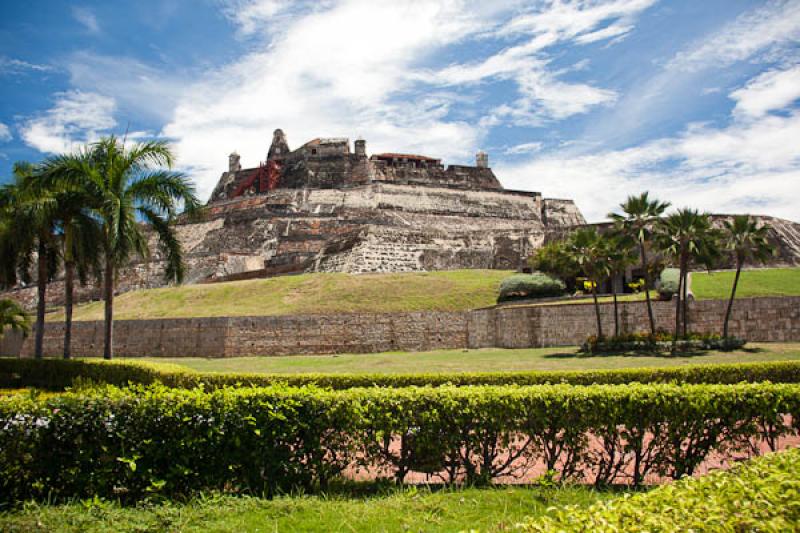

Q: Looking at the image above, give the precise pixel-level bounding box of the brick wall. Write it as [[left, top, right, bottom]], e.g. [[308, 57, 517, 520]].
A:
[[3, 296, 798, 358]]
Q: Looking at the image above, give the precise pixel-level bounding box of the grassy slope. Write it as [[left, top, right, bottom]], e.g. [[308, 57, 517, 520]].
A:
[[139, 342, 800, 375], [53, 267, 800, 322], [51, 270, 511, 322], [692, 267, 800, 299], [0, 486, 611, 533]]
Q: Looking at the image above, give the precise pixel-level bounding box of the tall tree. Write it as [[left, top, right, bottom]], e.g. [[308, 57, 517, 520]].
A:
[[608, 192, 670, 336], [49, 137, 199, 359], [605, 232, 638, 337], [40, 160, 104, 359], [720, 216, 773, 342], [528, 239, 580, 291], [656, 209, 718, 349], [0, 298, 30, 341], [0, 162, 60, 359], [566, 227, 610, 339]]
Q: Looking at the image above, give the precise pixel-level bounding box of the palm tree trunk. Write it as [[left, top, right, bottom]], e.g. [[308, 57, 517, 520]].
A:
[[34, 239, 47, 359], [723, 260, 742, 341], [672, 256, 684, 352], [592, 279, 603, 339], [639, 241, 656, 335], [103, 257, 114, 360], [63, 224, 74, 360], [63, 259, 74, 359], [612, 281, 619, 337], [682, 267, 689, 337]]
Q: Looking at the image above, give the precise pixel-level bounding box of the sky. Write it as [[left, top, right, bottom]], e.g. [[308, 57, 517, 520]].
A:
[[1, 0, 799, 222]]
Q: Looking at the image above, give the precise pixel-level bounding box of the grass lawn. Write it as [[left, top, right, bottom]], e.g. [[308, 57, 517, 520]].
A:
[[49, 267, 800, 322], [692, 267, 800, 299], [138, 342, 800, 375], [51, 270, 512, 322], [0, 485, 614, 533]]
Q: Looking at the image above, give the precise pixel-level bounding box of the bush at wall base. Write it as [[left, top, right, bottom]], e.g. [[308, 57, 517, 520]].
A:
[[579, 332, 746, 355]]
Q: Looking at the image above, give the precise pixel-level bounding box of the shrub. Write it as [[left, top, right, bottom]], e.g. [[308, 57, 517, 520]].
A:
[[1, 382, 799, 503], [3, 358, 800, 391], [497, 272, 566, 302], [580, 332, 746, 354], [519, 447, 800, 532], [656, 267, 680, 300]]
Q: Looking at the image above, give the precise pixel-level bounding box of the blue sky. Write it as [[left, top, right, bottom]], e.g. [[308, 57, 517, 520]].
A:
[[1, 0, 799, 221]]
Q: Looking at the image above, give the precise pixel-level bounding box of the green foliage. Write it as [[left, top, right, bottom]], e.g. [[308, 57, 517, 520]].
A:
[[0, 299, 30, 339], [657, 267, 680, 300], [580, 332, 746, 354], [498, 272, 566, 302], [1, 382, 799, 503], [527, 241, 579, 288], [4, 357, 800, 391], [521, 447, 800, 532]]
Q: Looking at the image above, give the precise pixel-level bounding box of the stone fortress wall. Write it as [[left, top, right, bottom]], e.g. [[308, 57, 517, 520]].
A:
[[4, 296, 798, 358]]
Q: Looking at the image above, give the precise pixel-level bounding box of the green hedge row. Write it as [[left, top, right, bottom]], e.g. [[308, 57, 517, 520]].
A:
[[2, 382, 799, 503], [3, 358, 800, 391], [522, 447, 800, 532]]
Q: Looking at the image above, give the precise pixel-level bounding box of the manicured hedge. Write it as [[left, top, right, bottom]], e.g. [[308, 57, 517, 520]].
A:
[[3, 357, 800, 391], [2, 382, 799, 503], [521, 447, 800, 532]]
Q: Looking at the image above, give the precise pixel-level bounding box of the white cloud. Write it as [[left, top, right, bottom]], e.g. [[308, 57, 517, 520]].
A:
[[20, 91, 116, 154], [504, 141, 542, 155], [0, 122, 12, 143], [0, 57, 53, 74], [574, 23, 633, 44], [163, 0, 504, 200], [0, 123, 11, 142], [497, 81, 800, 223], [72, 6, 100, 34], [730, 65, 800, 118], [65, 51, 184, 122], [429, 0, 653, 124], [667, 0, 800, 72], [218, 0, 295, 34]]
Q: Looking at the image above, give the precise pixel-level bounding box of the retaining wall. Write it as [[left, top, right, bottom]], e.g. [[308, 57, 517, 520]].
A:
[[3, 296, 798, 358]]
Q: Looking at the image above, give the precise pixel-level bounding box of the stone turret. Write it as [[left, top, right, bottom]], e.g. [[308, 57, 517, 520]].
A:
[[228, 152, 241, 173], [355, 138, 366, 157], [476, 151, 489, 168], [267, 128, 290, 161]]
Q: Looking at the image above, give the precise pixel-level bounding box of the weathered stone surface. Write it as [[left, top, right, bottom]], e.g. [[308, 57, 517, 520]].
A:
[[5, 296, 797, 358]]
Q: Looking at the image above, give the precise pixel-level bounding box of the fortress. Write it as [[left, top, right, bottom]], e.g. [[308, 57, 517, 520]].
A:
[[159, 129, 586, 286], [5, 128, 800, 310]]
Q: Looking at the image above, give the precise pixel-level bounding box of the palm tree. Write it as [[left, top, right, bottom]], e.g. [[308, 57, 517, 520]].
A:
[[605, 232, 638, 337], [0, 298, 30, 341], [39, 161, 104, 359], [656, 209, 718, 348], [0, 162, 60, 359], [609, 192, 670, 336], [720, 216, 773, 342], [48, 137, 199, 359], [566, 227, 610, 339]]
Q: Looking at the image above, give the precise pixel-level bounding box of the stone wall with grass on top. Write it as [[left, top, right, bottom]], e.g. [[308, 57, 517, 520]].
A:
[[2, 296, 798, 358]]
